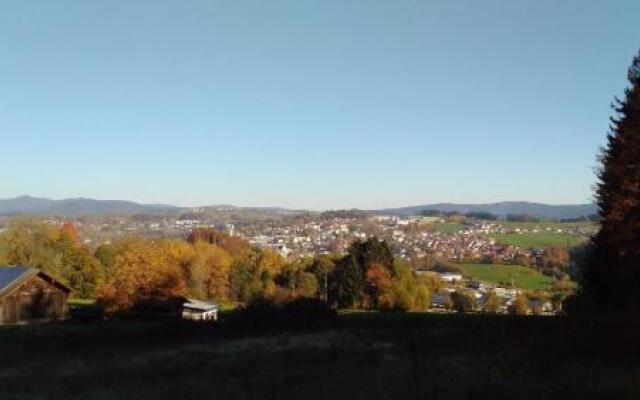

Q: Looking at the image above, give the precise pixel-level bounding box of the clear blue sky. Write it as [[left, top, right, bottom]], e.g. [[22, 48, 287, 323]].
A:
[[1, 1, 639, 210]]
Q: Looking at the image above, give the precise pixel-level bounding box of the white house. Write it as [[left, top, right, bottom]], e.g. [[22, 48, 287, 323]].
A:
[[438, 272, 463, 283], [494, 287, 519, 299]]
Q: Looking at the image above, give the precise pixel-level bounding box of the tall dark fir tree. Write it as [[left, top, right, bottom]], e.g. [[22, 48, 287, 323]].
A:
[[581, 50, 640, 311]]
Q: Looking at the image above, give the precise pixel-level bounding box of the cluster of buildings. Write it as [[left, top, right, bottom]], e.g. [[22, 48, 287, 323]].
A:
[[422, 270, 554, 315], [5, 213, 591, 268], [233, 215, 586, 266]]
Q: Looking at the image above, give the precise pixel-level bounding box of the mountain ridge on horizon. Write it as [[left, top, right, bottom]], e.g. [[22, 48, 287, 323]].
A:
[[0, 195, 597, 219], [376, 201, 597, 219]]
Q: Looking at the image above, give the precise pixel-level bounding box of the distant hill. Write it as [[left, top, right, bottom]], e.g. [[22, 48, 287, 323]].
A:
[[376, 201, 597, 220], [0, 196, 179, 217], [197, 205, 304, 215], [0, 196, 598, 220], [185, 205, 308, 217], [0, 196, 308, 217]]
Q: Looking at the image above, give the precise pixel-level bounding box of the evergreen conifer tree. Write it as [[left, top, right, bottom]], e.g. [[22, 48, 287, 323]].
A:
[[582, 50, 640, 311]]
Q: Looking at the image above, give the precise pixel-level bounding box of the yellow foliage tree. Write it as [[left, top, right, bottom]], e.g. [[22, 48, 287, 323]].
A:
[[191, 241, 233, 301], [98, 239, 187, 315], [256, 249, 286, 274]]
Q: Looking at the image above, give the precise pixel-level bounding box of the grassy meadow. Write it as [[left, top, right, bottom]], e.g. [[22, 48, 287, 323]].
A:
[[498, 220, 597, 231], [433, 221, 464, 234], [490, 232, 588, 249], [459, 263, 554, 290], [1, 313, 639, 399]]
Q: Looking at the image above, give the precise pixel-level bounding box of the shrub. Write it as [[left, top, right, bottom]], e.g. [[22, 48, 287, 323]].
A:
[[483, 290, 502, 313], [393, 287, 414, 311], [509, 293, 530, 315], [413, 285, 431, 311], [451, 289, 477, 313]]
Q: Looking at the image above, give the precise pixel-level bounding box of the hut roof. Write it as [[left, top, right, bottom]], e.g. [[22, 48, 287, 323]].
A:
[[0, 266, 71, 298], [183, 299, 218, 311]]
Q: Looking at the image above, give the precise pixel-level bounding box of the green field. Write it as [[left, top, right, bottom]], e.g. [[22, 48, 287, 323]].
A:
[[433, 221, 464, 234], [498, 221, 598, 231], [459, 263, 554, 290], [490, 232, 588, 248], [1, 313, 640, 399]]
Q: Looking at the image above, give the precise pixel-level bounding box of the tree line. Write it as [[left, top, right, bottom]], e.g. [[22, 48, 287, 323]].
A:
[[0, 220, 433, 315]]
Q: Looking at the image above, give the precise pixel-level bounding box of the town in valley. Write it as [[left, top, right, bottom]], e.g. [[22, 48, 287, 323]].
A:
[[0, 203, 594, 315]]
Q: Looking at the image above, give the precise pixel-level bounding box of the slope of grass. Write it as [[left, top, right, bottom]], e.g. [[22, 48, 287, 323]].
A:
[[1, 313, 640, 399], [490, 232, 587, 248], [459, 263, 554, 290]]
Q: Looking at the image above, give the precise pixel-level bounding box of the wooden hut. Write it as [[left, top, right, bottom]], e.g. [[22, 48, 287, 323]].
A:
[[0, 266, 71, 324]]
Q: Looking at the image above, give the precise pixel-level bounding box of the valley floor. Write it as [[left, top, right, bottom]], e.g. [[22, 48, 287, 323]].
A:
[[0, 312, 638, 399]]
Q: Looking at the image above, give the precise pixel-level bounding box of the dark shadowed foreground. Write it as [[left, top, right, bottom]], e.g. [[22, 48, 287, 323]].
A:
[[0, 312, 639, 400]]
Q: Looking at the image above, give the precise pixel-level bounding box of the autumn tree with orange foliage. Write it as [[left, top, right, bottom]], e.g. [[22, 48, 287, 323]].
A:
[[190, 241, 233, 300], [188, 228, 250, 258], [364, 264, 393, 309], [98, 239, 187, 315], [60, 221, 81, 246], [0, 218, 103, 298]]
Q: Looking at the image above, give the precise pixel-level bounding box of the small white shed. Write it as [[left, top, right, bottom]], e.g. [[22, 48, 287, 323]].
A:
[[181, 300, 219, 321]]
